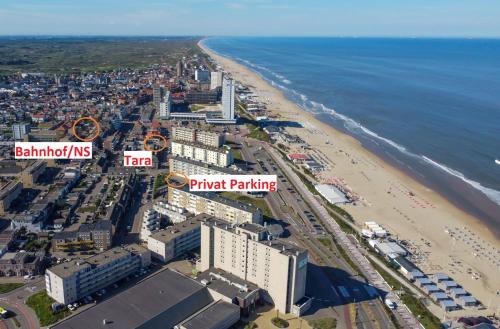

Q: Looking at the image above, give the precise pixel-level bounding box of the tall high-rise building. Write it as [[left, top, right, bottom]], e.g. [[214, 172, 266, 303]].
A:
[[176, 61, 183, 77], [222, 78, 235, 120], [198, 218, 308, 314], [12, 123, 30, 140], [210, 71, 223, 90], [153, 84, 167, 110], [159, 91, 172, 119]]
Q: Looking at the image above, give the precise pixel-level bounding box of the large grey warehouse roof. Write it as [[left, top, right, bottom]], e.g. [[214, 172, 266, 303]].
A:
[[51, 269, 213, 329], [177, 300, 240, 329]]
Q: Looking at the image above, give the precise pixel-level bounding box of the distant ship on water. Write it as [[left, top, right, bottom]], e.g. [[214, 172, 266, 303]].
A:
[[496, 159, 500, 165]]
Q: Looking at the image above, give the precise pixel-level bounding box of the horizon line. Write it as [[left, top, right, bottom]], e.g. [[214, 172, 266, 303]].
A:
[[1, 34, 500, 40]]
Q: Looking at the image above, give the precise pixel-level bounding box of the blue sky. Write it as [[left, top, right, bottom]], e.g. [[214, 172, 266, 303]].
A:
[[1, 0, 499, 37]]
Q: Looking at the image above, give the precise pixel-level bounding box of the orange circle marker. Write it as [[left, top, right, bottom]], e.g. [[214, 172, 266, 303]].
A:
[[144, 134, 168, 153], [72, 117, 100, 142], [164, 172, 188, 188]]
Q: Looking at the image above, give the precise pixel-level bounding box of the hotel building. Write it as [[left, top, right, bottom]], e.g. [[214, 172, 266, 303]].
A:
[[222, 78, 235, 120], [198, 219, 309, 314]]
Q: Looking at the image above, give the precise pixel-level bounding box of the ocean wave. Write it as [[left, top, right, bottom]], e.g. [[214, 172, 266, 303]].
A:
[[422, 156, 500, 205], [207, 43, 500, 206]]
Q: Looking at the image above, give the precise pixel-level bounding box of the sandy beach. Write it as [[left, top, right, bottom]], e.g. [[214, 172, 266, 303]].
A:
[[199, 41, 500, 314]]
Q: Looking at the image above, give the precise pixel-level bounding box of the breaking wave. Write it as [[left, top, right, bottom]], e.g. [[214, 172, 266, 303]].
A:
[[203, 40, 500, 206]]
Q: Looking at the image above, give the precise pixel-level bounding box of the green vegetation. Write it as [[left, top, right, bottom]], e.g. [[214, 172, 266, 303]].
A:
[[26, 291, 71, 326], [220, 192, 273, 220], [0, 37, 201, 75], [233, 149, 243, 161], [369, 260, 441, 329], [271, 317, 289, 328], [154, 174, 167, 192], [244, 321, 258, 329], [325, 209, 356, 235], [25, 240, 49, 252], [77, 205, 97, 213], [94, 199, 102, 208], [400, 293, 442, 329], [308, 317, 337, 329], [0, 283, 24, 294], [317, 237, 332, 248], [327, 203, 354, 222], [246, 124, 270, 142]]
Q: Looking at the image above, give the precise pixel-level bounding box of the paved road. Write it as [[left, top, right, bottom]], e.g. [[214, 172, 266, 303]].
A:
[[237, 137, 395, 329], [0, 279, 44, 329], [263, 143, 423, 329]]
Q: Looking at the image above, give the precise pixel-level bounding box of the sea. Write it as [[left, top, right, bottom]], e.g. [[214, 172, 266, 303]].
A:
[[202, 37, 500, 237]]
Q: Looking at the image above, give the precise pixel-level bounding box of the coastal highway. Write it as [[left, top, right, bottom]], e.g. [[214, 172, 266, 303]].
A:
[[261, 142, 423, 329], [253, 147, 392, 329], [236, 135, 392, 329]]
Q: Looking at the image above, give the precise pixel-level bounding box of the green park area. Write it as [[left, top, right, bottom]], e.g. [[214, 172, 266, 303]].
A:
[[27, 291, 71, 327]]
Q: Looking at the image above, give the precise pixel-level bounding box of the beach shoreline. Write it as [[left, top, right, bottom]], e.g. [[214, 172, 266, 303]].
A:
[[198, 39, 500, 313]]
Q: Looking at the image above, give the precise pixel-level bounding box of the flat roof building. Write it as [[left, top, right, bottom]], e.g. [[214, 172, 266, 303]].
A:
[[430, 292, 449, 302], [0, 180, 22, 215], [433, 273, 450, 283], [197, 268, 260, 316], [147, 214, 206, 263], [439, 299, 458, 312], [439, 280, 459, 291], [198, 218, 308, 314], [46, 244, 150, 304], [52, 220, 113, 252], [20, 160, 46, 187], [168, 186, 262, 225], [169, 156, 238, 178], [314, 184, 348, 204], [175, 300, 240, 329], [172, 127, 224, 148], [422, 284, 440, 294], [171, 140, 233, 168], [457, 295, 477, 307], [51, 269, 240, 329]]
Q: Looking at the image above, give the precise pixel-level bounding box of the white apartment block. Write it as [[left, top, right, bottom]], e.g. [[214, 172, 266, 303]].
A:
[[172, 127, 224, 148], [171, 141, 233, 167], [196, 130, 224, 148], [167, 187, 262, 225], [172, 127, 196, 143], [140, 209, 161, 240], [159, 91, 172, 119], [210, 71, 223, 90], [153, 201, 192, 224], [169, 156, 238, 178], [147, 214, 207, 263], [45, 244, 151, 305], [198, 219, 308, 314]]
